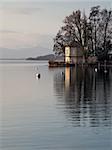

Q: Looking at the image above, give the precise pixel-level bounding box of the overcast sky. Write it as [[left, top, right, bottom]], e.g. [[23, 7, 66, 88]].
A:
[[0, 0, 112, 58]]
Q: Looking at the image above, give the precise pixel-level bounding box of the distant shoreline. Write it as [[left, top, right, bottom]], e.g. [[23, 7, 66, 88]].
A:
[[0, 54, 57, 61], [0, 58, 25, 60], [26, 54, 63, 61]]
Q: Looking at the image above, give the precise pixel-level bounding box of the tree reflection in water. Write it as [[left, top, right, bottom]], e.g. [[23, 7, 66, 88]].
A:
[[53, 67, 112, 127]]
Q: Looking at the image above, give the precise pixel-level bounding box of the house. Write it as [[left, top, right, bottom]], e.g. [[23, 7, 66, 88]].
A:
[[64, 43, 84, 65], [49, 42, 85, 67]]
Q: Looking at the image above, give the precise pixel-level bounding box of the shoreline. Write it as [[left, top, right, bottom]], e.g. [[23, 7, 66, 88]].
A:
[[48, 60, 112, 68]]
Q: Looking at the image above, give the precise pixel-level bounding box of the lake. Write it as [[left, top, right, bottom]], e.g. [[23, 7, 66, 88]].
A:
[[0, 61, 112, 150]]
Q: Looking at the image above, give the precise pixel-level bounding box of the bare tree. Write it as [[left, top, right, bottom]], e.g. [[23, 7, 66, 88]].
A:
[[53, 6, 112, 61], [89, 6, 100, 56], [53, 10, 89, 57], [89, 6, 112, 60]]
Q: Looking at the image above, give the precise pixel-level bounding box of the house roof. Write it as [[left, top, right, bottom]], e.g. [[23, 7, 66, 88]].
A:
[[65, 41, 82, 48]]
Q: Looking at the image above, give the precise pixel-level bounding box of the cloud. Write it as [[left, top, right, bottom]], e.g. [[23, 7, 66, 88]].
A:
[[0, 30, 53, 50], [1, 3, 41, 15], [0, 30, 18, 33], [14, 7, 41, 15]]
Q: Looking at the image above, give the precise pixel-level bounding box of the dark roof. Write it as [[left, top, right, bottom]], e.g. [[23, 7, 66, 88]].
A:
[[65, 41, 82, 48]]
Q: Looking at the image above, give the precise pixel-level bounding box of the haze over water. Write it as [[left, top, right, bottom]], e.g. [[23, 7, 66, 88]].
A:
[[0, 61, 112, 150]]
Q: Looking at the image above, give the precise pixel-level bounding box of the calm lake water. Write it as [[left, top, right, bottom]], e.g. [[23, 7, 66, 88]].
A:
[[0, 61, 112, 150]]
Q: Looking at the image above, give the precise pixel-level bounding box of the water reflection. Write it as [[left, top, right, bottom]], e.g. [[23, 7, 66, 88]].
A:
[[54, 67, 112, 127]]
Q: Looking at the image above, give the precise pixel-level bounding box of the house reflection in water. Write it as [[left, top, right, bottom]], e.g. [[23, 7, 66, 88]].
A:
[[65, 67, 70, 88], [53, 67, 112, 127]]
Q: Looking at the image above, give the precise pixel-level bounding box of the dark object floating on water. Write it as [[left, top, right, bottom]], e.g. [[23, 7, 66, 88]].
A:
[[36, 73, 41, 79], [95, 68, 98, 72], [104, 70, 107, 73], [61, 72, 64, 75]]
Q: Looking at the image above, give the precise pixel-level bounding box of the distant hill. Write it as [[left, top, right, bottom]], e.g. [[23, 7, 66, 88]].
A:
[[26, 54, 64, 61]]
